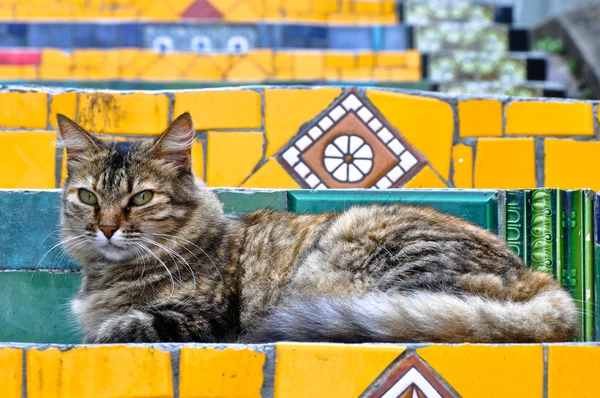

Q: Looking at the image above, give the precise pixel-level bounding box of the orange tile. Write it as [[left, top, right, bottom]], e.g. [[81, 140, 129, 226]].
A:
[[274, 343, 405, 398], [506, 101, 594, 136], [0, 91, 48, 129], [474, 138, 536, 189], [459, 99, 503, 137], [548, 345, 600, 398], [206, 132, 263, 187], [0, 131, 56, 189], [545, 139, 600, 190], [27, 346, 174, 398], [0, 348, 22, 398], [241, 158, 300, 189], [367, 90, 454, 179], [402, 166, 447, 188], [293, 52, 325, 80], [174, 90, 261, 130], [179, 347, 265, 398], [452, 143, 473, 188], [418, 345, 543, 398], [265, 87, 342, 157]]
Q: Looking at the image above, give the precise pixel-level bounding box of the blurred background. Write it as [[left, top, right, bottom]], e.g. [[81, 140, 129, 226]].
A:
[[0, 0, 596, 99]]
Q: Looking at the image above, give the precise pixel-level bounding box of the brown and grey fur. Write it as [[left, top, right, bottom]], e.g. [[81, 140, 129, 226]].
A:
[[57, 112, 579, 344]]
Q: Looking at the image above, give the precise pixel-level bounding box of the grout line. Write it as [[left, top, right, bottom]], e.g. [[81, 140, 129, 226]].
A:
[[260, 344, 276, 398], [21, 346, 26, 398], [534, 138, 545, 187], [543, 345, 548, 398], [170, 347, 180, 398]]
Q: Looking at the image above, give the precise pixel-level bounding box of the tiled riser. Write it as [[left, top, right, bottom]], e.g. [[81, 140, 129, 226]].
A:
[[0, 86, 598, 191], [0, 343, 598, 397]]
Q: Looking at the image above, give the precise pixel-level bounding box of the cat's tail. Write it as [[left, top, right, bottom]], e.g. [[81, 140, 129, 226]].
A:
[[246, 276, 579, 343]]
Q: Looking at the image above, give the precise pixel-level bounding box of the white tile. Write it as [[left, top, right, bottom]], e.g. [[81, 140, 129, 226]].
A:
[[387, 166, 404, 182], [318, 116, 334, 131], [329, 105, 346, 121], [353, 144, 373, 159], [348, 164, 362, 182], [354, 159, 373, 174], [342, 94, 362, 111], [324, 143, 344, 158], [305, 174, 320, 188], [333, 135, 349, 153], [294, 161, 310, 177], [376, 177, 392, 189], [377, 128, 393, 143], [333, 163, 349, 182], [368, 118, 383, 132], [388, 139, 405, 156], [357, 107, 374, 123], [296, 135, 313, 151], [400, 152, 419, 170], [349, 136, 364, 154], [308, 126, 323, 140], [282, 147, 300, 165], [324, 157, 343, 173], [316, 183, 327, 190]]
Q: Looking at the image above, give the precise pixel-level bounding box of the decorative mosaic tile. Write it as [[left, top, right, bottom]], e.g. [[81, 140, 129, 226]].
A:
[[437, 82, 546, 97], [277, 90, 425, 189], [404, 0, 496, 26], [428, 52, 527, 83], [364, 353, 456, 398], [414, 23, 508, 54], [143, 25, 258, 54]]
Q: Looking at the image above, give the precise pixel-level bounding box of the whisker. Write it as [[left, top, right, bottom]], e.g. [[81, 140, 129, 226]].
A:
[[132, 242, 175, 304]]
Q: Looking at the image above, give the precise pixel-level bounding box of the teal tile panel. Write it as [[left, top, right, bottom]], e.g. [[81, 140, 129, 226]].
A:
[[287, 189, 500, 233], [0, 271, 82, 344], [216, 189, 286, 214], [0, 190, 78, 270]]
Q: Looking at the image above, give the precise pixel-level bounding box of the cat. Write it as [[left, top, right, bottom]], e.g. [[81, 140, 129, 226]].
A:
[[57, 112, 578, 344]]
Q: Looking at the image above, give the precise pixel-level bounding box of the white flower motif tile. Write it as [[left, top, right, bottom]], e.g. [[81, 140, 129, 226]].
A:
[[277, 90, 426, 189]]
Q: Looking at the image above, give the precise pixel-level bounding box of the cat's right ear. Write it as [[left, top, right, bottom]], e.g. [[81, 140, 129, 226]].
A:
[[56, 114, 100, 163]]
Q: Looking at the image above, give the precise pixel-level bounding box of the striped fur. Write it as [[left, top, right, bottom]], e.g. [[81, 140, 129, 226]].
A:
[[58, 113, 579, 344]]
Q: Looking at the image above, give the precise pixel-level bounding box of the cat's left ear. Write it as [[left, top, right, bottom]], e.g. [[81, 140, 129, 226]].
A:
[[153, 112, 195, 171]]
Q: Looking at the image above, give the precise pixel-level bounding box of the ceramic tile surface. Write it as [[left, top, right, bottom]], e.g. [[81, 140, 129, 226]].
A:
[[277, 90, 425, 189]]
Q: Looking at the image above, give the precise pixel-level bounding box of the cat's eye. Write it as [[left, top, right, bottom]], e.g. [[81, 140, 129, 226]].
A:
[[78, 189, 98, 206], [131, 191, 154, 206]]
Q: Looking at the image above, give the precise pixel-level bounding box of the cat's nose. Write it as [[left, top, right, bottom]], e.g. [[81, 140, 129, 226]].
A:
[[99, 225, 119, 240]]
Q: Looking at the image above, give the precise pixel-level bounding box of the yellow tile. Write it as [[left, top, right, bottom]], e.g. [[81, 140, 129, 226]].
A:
[[0, 131, 56, 189], [224, 0, 260, 22], [78, 92, 169, 135], [376, 51, 407, 67], [274, 52, 293, 70], [241, 158, 300, 189], [324, 52, 356, 69], [389, 68, 421, 82], [184, 56, 226, 82], [180, 347, 264, 398], [206, 132, 263, 187], [545, 139, 600, 190], [340, 67, 373, 81], [506, 101, 594, 136], [0, 348, 22, 398], [367, 90, 454, 179], [459, 99, 503, 137], [474, 138, 536, 189], [274, 343, 405, 398], [226, 57, 267, 82], [265, 87, 342, 157], [418, 345, 543, 398], [356, 52, 375, 68], [403, 166, 447, 188], [452, 143, 473, 188], [548, 345, 600, 397], [142, 54, 196, 82], [49, 92, 77, 129], [191, 140, 204, 180], [0, 91, 48, 129], [60, 147, 67, 187], [174, 90, 261, 130], [247, 49, 274, 74], [27, 346, 173, 398], [293, 52, 325, 80], [119, 50, 160, 80]]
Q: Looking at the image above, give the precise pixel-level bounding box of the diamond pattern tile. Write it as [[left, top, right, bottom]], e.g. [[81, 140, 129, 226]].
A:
[[277, 90, 426, 189]]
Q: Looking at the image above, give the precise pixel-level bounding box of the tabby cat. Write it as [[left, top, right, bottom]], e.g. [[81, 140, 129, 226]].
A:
[[57, 112, 578, 344]]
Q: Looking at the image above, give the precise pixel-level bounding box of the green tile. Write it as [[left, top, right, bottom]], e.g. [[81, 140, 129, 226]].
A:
[[0, 271, 82, 343], [505, 190, 529, 263], [0, 190, 78, 270], [216, 189, 285, 214], [529, 189, 561, 276], [287, 189, 499, 233]]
